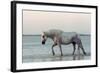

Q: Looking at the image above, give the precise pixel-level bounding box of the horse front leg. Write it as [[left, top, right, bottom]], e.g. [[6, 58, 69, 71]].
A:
[[72, 42, 76, 55], [52, 43, 57, 56], [59, 45, 63, 56]]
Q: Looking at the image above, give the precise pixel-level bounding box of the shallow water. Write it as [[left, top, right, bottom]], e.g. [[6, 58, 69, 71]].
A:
[[22, 35, 91, 63]]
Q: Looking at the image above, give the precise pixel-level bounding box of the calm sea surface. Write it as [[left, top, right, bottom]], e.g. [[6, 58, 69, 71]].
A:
[[22, 35, 91, 63]]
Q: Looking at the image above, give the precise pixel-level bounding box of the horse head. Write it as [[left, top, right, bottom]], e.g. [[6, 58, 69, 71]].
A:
[[41, 32, 47, 45]]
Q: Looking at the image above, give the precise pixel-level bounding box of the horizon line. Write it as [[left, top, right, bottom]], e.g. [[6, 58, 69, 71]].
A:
[[22, 34, 91, 36]]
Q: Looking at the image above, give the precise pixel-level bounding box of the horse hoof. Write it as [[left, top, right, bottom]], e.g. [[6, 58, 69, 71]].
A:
[[72, 53, 74, 55], [84, 53, 87, 55], [53, 54, 55, 56], [61, 54, 63, 56]]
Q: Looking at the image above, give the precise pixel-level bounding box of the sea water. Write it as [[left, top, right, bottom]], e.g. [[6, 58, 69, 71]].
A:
[[22, 35, 91, 63]]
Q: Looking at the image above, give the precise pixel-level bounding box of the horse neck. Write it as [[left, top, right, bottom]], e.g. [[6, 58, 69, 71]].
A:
[[45, 32, 55, 39], [46, 34, 53, 38], [46, 32, 61, 40]]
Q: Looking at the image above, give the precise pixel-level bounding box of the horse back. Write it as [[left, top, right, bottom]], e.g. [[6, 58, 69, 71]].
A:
[[60, 32, 78, 44]]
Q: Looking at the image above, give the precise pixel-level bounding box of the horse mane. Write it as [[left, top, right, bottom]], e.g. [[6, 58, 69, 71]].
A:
[[43, 29, 63, 37]]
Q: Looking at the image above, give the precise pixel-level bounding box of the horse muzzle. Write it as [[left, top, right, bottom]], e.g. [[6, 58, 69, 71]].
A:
[[42, 41, 45, 45]]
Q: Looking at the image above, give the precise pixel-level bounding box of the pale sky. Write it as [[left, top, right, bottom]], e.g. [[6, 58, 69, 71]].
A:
[[23, 10, 91, 35]]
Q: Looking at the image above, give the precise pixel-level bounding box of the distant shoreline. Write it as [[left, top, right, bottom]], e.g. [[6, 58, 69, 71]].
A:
[[23, 34, 91, 36]]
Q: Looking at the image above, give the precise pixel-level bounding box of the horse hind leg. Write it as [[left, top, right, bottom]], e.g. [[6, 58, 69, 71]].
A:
[[78, 41, 86, 55]]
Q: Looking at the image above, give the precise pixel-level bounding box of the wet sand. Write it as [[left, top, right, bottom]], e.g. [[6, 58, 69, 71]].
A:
[[23, 53, 90, 63]]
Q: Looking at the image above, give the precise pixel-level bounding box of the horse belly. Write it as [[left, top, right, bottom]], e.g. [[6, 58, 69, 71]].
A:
[[60, 32, 77, 44], [61, 37, 72, 45]]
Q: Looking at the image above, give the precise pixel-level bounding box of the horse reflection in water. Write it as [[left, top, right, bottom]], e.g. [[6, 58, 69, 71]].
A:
[[41, 29, 86, 56]]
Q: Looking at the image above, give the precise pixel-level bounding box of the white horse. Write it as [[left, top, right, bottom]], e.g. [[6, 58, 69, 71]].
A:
[[41, 29, 86, 56]]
